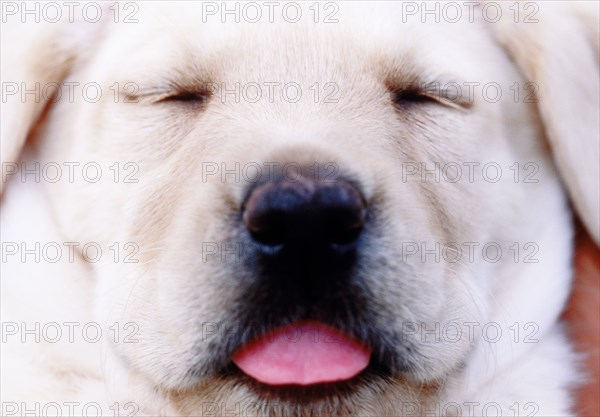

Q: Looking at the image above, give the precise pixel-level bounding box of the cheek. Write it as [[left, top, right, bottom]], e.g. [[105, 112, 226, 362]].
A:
[[370, 154, 497, 310], [358, 180, 448, 316]]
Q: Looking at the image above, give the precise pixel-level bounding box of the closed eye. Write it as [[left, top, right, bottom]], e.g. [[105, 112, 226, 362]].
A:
[[392, 89, 439, 106], [157, 90, 210, 105], [390, 83, 473, 111]]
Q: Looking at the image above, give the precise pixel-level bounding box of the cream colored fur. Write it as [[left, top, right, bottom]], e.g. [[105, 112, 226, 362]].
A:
[[1, 2, 598, 416]]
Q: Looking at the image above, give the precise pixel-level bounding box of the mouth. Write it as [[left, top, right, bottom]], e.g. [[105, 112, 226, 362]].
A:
[[221, 320, 405, 408], [231, 320, 372, 386], [199, 171, 407, 395]]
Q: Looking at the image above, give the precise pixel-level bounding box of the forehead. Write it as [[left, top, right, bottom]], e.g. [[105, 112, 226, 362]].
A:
[[100, 2, 496, 85]]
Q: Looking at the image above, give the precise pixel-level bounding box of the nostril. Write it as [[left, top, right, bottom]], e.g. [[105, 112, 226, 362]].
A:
[[242, 182, 297, 246], [314, 185, 366, 245], [243, 209, 288, 247], [242, 177, 366, 248]]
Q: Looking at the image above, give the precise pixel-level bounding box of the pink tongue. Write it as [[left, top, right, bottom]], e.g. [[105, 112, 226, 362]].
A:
[[232, 321, 371, 386]]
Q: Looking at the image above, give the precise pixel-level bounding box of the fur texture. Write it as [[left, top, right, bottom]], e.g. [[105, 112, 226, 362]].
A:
[[1, 2, 598, 416]]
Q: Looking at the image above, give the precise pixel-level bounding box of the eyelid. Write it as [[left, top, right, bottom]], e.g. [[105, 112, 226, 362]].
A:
[[155, 90, 210, 104], [419, 88, 472, 110], [116, 86, 170, 104], [392, 83, 473, 111], [122, 86, 212, 105], [115, 75, 215, 103]]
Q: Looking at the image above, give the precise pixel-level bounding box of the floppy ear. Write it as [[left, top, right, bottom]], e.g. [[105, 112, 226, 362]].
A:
[[491, 1, 600, 244], [0, 17, 101, 194]]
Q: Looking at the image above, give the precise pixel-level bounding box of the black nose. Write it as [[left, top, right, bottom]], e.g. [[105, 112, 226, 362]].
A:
[[243, 176, 366, 248]]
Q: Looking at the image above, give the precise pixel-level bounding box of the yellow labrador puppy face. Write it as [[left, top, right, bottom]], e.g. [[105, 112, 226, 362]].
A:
[[42, 0, 551, 387], [2, 1, 598, 415]]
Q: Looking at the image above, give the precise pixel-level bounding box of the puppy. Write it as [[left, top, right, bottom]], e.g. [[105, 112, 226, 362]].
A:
[[1, 2, 598, 416]]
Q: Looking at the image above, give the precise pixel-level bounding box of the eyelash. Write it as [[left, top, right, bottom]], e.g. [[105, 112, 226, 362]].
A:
[[391, 87, 470, 111], [158, 91, 210, 104], [391, 89, 440, 107]]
